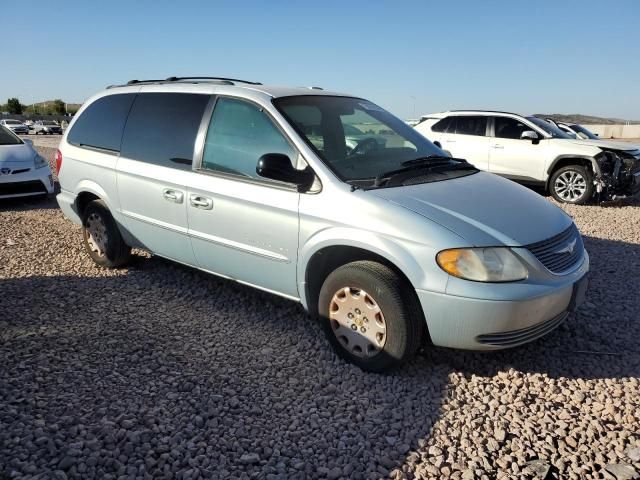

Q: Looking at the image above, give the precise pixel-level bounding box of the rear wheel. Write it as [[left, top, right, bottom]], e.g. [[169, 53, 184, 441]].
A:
[[82, 199, 131, 268], [549, 165, 593, 204], [318, 261, 423, 372]]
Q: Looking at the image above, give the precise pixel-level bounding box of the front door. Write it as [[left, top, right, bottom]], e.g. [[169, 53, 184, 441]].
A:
[[186, 96, 301, 298], [488, 116, 545, 181]]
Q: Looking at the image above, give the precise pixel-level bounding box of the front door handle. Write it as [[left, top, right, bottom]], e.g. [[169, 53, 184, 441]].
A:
[[491, 144, 504, 149], [163, 188, 184, 203], [190, 195, 213, 210]]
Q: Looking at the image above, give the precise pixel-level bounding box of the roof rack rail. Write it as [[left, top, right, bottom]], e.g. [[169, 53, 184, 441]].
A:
[[164, 76, 262, 85], [107, 76, 262, 89], [126, 79, 165, 85]]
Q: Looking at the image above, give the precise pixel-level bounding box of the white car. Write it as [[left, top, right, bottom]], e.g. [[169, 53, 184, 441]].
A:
[[0, 126, 54, 199], [415, 111, 640, 204], [0, 119, 29, 135]]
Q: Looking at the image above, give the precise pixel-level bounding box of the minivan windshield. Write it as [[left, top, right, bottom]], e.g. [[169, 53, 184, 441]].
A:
[[526, 116, 572, 139], [274, 96, 470, 186]]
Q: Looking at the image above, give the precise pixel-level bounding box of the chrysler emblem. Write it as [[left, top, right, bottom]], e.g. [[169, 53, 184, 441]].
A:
[[555, 238, 577, 255], [0, 168, 11, 175]]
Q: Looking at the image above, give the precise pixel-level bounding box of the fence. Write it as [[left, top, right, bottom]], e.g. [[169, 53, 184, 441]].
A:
[[582, 124, 640, 139]]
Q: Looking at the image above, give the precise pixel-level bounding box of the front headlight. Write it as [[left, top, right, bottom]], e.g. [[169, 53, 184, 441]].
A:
[[34, 154, 48, 169], [436, 247, 528, 282]]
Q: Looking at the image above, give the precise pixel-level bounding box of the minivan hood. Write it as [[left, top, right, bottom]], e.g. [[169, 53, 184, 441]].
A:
[[370, 172, 572, 246], [0, 144, 34, 165]]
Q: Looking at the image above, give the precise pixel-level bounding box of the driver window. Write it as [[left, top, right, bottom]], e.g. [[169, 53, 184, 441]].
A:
[[493, 117, 530, 139], [201, 97, 296, 179]]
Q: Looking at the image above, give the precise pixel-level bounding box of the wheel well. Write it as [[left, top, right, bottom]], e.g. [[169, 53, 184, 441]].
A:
[[305, 246, 419, 318], [547, 158, 594, 188], [75, 192, 100, 217]]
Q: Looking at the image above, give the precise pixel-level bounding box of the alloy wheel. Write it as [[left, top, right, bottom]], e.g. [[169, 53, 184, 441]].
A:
[[554, 170, 587, 202]]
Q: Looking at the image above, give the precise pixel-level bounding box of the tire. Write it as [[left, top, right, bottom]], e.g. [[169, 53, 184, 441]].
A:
[[549, 165, 594, 204], [82, 199, 131, 268], [318, 261, 423, 372]]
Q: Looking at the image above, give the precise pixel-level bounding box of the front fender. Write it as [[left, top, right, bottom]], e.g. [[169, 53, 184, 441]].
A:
[[297, 227, 434, 309], [547, 154, 601, 177]]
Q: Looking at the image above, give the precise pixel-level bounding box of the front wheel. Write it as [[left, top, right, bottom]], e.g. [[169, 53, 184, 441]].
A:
[[549, 165, 593, 204], [82, 199, 131, 268], [318, 261, 424, 372]]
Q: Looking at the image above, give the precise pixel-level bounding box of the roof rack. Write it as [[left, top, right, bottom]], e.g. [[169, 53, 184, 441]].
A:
[[164, 76, 262, 85], [107, 76, 262, 89]]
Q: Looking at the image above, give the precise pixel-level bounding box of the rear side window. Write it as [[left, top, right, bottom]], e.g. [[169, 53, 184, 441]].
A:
[[455, 116, 487, 136], [67, 94, 135, 151], [431, 117, 452, 133], [121, 93, 209, 169]]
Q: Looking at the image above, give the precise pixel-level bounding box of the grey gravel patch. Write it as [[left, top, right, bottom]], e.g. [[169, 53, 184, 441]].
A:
[[1, 189, 639, 478]]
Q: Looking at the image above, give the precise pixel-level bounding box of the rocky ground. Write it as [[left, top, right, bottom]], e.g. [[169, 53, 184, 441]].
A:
[[0, 146, 639, 479]]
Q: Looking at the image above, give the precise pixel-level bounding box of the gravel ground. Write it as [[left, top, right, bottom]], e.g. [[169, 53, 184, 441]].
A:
[[1, 146, 639, 480]]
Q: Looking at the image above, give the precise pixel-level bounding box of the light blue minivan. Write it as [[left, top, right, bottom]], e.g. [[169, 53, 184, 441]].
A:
[[56, 77, 589, 371]]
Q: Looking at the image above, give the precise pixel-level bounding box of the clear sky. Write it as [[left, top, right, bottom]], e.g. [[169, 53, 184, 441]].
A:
[[3, 0, 639, 120]]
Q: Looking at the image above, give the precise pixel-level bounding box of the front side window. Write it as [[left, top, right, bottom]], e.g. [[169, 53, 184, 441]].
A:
[[275, 96, 447, 182], [67, 93, 136, 151], [201, 97, 296, 179], [121, 93, 209, 169], [431, 117, 453, 133], [454, 116, 487, 136], [493, 117, 532, 140], [525, 116, 571, 139]]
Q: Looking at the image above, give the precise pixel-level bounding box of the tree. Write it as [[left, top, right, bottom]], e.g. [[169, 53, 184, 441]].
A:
[[52, 99, 66, 115], [6, 98, 24, 115]]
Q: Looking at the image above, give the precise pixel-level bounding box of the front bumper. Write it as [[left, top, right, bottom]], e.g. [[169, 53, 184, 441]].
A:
[[0, 165, 54, 198], [416, 251, 589, 350]]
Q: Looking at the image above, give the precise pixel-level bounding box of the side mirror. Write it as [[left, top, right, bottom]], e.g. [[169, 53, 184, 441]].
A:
[[256, 153, 314, 190], [594, 133, 599, 137], [520, 130, 539, 141]]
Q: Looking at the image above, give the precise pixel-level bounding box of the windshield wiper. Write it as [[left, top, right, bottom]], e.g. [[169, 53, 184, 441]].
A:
[[401, 155, 457, 167], [372, 158, 475, 188]]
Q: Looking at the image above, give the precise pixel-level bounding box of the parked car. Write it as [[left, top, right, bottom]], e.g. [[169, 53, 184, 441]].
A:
[[33, 120, 62, 135], [56, 78, 589, 371], [544, 119, 601, 140], [415, 111, 640, 204], [0, 125, 54, 199], [0, 119, 29, 135]]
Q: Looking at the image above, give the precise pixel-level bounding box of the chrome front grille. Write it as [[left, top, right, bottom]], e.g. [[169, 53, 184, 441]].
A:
[[526, 224, 584, 274]]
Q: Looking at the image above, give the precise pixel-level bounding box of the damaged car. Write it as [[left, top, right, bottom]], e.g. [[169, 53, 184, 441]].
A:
[[415, 110, 640, 204]]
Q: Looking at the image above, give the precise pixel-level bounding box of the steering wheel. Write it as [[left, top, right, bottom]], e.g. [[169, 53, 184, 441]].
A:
[[347, 137, 378, 158]]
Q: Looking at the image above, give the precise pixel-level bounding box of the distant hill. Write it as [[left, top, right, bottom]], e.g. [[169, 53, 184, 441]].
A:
[[536, 113, 640, 125]]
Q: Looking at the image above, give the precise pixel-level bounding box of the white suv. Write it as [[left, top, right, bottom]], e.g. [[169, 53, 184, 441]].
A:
[[415, 111, 640, 204]]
